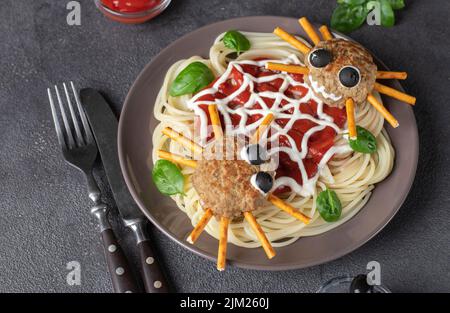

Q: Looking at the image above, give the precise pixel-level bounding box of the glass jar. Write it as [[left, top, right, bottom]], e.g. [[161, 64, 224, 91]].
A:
[[95, 0, 171, 24], [317, 275, 391, 293]]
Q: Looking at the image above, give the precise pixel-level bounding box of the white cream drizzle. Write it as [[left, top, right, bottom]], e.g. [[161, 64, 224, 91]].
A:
[[308, 74, 343, 101], [187, 55, 350, 197]]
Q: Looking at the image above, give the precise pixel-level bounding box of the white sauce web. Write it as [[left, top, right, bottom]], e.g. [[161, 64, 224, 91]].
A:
[[187, 55, 351, 197], [308, 74, 343, 101]]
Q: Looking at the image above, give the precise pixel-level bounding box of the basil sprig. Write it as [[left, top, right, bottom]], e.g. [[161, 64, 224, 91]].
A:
[[331, 3, 369, 33], [378, 0, 395, 27], [152, 159, 185, 196], [169, 62, 215, 97], [349, 126, 377, 154], [222, 30, 251, 54], [387, 0, 405, 10], [331, 0, 405, 33], [317, 189, 342, 222]]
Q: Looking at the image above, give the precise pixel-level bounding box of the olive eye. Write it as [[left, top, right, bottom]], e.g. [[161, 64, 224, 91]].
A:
[[339, 66, 361, 88], [244, 144, 268, 165], [309, 49, 332, 68], [252, 172, 273, 194]]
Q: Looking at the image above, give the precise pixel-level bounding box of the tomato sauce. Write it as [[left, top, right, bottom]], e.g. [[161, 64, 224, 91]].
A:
[[194, 62, 346, 194]]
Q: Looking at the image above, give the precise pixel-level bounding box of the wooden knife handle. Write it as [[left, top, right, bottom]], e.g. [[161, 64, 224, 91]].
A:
[[138, 239, 170, 293], [100, 228, 140, 293]]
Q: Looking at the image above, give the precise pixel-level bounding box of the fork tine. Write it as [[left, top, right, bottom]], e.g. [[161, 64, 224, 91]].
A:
[[63, 82, 84, 146], [70, 81, 94, 144], [48, 88, 66, 149], [55, 85, 76, 149]]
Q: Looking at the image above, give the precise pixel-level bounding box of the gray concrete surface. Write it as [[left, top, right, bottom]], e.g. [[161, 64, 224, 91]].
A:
[[0, 0, 449, 292]]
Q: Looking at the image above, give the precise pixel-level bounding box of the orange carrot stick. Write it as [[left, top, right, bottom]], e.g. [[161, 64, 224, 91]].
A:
[[252, 113, 274, 144], [319, 25, 333, 41], [208, 105, 223, 139], [268, 194, 311, 224], [299, 17, 321, 45], [217, 216, 230, 271], [265, 62, 309, 75], [345, 98, 357, 140], [157, 150, 198, 168], [187, 208, 214, 244], [374, 82, 416, 105], [162, 127, 203, 155], [367, 94, 399, 128], [243, 212, 276, 259], [376, 71, 408, 80], [273, 27, 311, 55]]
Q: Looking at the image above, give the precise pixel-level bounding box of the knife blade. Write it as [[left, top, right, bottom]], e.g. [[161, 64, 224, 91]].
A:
[[80, 88, 169, 293], [80, 89, 143, 224]]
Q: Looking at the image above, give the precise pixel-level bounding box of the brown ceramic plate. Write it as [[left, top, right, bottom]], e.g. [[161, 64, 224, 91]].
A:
[[118, 16, 418, 270]]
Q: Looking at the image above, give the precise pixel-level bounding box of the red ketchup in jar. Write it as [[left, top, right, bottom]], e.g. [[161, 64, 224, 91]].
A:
[[101, 0, 161, 13], [96, 0, 170, 24]]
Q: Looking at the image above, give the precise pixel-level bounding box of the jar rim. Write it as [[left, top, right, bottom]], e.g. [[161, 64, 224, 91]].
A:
[[94, 0, 171, 18]]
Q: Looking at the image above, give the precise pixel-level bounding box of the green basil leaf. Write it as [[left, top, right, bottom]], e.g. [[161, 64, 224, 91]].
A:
[[331, 3, 369, 33], [223, 30, 251, 54], [349, 126, 377, 154], [317, 189, 342, 222], [152, 159, 185, 195], [380, 0, 395, 27], [169, 62, 215, 97], [388, 0, 405, 10], [366, 1, 380, 13], [338, 0, 369, 5]]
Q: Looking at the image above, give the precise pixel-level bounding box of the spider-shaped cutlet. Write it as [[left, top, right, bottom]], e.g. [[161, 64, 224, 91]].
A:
[[157, 106, 310, 271], [266, 17, 416, 140]]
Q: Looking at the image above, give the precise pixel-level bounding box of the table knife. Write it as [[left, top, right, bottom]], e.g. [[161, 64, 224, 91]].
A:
[[80, 88, 169, 293]]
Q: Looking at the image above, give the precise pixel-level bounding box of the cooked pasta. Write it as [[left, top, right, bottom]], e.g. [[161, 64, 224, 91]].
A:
[[152, 31, 394, 248]]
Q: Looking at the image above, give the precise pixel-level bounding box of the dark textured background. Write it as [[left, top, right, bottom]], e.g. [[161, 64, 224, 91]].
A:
[[1, 0, 449, 293]]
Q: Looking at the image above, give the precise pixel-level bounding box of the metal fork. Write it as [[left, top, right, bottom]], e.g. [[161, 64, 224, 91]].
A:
[[48, 82, 140, 293]]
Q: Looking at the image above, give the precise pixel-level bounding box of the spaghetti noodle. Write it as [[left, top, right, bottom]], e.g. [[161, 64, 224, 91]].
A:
[[152, 31, 394, 248]]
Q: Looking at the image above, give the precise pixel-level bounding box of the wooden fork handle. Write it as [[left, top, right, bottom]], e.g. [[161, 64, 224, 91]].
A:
[[92, 203, 140, 293], [100, 228, 140, 293]]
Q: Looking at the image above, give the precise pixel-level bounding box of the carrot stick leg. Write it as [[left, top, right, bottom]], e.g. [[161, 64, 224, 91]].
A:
[[367, 94, 399, 128], [345, 98, 357, 140], [252, 113, 274, 144], [268, 194, 310, 224], [157, 150, 198, 168], [187, 208, 214, 244], [376, 71, 408, 80], [265, 62, 309, 75], [208, 105, 223, 139], [299, 17, 321, 45], [374, 82, 416, 105], [162, 127, 203, 155], [243, 212, 276, 259], [319, 25, 333, 41], [217, 216, 230, 271], [273, 27, 311, 55]]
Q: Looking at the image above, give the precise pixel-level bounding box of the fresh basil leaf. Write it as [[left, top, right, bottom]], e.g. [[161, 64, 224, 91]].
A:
[[169, 62, 215, 97], [223, 30, 251, 54], [388, 0, 405, 10], [338, 0, 369, 5], [317, 189, 342, 222], [380, 0, 395, 27], [152, 159, 185, 195], [331, 3, 369, 33], [349, 126, 377, 154]]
